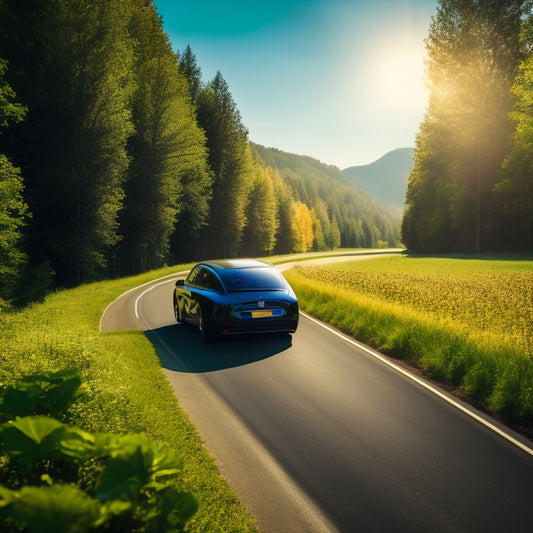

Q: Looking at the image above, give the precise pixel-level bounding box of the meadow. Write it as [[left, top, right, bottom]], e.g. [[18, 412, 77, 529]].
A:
[[283, 254, 533, 429]]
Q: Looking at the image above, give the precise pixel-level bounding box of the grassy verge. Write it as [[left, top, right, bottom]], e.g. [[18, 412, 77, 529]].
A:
[[0, 265, 258, 532], [283, 254, 533, 432]]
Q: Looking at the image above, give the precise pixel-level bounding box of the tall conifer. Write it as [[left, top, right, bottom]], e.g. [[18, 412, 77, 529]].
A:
[[196, 72, 253, 258], [0, 0, 134, 285]]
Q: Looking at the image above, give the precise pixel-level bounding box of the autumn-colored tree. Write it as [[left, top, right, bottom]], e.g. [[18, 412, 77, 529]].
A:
[[291, 202, 314, 253]]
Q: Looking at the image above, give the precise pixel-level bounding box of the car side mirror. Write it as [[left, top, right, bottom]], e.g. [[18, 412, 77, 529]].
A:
[[175, 279, 185, 287]]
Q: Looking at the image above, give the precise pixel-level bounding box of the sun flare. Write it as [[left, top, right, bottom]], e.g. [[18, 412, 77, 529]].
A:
[[373, 44, 428, 111]]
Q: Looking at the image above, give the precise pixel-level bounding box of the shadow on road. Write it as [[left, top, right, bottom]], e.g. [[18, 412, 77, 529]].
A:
[[145, 323, 293, 373]]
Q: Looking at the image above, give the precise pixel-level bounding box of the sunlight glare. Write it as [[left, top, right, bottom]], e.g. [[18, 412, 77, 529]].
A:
[[373, 44, 428, 112]]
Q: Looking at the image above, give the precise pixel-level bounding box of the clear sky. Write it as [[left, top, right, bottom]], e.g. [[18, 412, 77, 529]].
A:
[[153, 0, 438, 168]]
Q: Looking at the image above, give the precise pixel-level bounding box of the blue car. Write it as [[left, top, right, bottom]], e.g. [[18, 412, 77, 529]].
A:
[[173, 259, 299, 340]]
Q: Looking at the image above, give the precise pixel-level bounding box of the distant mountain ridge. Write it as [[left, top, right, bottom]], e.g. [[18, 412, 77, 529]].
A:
[[343, 148, 414, 208], [251, 143, 402, 248]]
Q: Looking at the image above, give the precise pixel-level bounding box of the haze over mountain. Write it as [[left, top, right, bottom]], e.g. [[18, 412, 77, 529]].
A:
[[343, 148, 414, 209]]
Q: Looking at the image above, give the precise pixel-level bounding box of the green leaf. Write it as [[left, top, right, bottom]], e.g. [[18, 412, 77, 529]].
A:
[[95, 437, 152, 501], [149, 442, 183, 487], [0, 416, 64, 471], [56, 425, 97, 459], [8, 484, 101, 533], [0, 369, 82, 418], [142, 488, 199, 532], [6, 416, 63, 444]]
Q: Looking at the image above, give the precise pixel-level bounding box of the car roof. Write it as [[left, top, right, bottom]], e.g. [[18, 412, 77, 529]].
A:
[[201, 259, 272, 271], [196, 259, 285, 291]]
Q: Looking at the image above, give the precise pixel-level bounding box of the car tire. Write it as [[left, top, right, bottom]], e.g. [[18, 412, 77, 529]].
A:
[[198, 307, 211, 342], [173, 296, 182, 324]]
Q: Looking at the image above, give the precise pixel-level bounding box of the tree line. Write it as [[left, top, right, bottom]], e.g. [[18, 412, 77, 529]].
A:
[[402, 0, 533, 253], [0, 0, 400, 308]]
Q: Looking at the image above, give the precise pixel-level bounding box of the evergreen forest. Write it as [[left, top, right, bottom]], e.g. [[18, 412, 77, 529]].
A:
[[402, 0, 533, 253], [0, 0, 401, 307]]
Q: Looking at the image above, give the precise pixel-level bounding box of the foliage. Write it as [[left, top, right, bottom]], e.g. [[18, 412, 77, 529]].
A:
[[240, 164, 278, 256], [403, 0, 532, 253], [0, 370, 198, 532], [0, 58, 26, 128], [0, 154, 27, 306], [196, 72, 254, 258], [495, 12, 533, 250], [0, 0, 134, 287], [291, 202, 314, 253], [0, 58, 27, 307], [284, 255, 533, 423], [0, 265, 258, 532], [253, 143, 402, 250], [178, 45, 203, 104], [117, 2, 212, 273]]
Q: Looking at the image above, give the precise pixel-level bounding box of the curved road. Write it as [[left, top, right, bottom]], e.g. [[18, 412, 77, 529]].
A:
[[101, 254, 533, 532]]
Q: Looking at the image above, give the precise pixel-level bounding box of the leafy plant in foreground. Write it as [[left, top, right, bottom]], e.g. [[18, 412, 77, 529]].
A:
[[0, 370, 197, 532]]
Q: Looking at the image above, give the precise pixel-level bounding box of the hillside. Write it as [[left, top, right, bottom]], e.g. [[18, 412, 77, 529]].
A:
[[252, 143, 402, 248], [342, 148, 414, 208]]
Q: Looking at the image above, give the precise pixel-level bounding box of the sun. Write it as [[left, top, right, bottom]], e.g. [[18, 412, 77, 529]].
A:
[[373, 44, 429, 111]]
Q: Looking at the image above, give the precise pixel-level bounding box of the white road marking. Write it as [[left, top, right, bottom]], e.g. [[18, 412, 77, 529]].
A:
[[128, 256, 533, 458], [300, 311, 533, 457], [134, 271, 188, 321]]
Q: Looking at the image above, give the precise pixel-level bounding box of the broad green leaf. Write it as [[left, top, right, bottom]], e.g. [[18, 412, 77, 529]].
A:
[[0, 369, 82, 418], [4, 416, 63, 444], [142, 488, 199, 532], [95, 440, 152, 501], [8, 484, 100, 533]]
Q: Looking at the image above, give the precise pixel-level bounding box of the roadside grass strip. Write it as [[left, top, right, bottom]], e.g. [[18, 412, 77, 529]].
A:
[[0, 265, 258, 533], [283, 256, 533, 428]]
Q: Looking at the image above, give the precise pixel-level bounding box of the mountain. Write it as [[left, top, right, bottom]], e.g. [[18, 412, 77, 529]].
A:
[[342, 148, 414, 209], [251, 143, 402, 248]]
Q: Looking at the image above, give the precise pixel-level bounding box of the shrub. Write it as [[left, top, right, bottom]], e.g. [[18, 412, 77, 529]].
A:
[[0, 370, 197, 533]]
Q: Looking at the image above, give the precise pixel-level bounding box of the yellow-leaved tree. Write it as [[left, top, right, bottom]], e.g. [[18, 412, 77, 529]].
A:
[[291, 201, 314, 252]]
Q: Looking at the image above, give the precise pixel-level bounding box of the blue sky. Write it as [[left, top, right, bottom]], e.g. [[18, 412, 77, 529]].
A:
[[154, 0, 438, 168]]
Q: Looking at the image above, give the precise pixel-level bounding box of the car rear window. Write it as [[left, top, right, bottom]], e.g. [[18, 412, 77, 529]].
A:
[[221, 268, 286, 292]]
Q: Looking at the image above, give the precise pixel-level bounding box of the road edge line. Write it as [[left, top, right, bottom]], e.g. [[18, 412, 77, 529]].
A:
[[300, 310, 533, 457]]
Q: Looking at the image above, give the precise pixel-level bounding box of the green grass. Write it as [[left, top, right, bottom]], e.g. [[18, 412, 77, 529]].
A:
[[284, 254, 533, 427], [0, 265, 258, 533]]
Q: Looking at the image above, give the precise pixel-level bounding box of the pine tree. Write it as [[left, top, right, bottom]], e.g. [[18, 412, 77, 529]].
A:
[[118, 1, 212, 273], [196, 72, 253, 258], [240, 165, 278, 256], [0, 0, 134, 285], [178, 45, 203, 103], [272, 172, 296, 254]]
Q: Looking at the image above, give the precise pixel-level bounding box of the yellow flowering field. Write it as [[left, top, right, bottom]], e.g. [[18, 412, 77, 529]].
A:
[[294, 256, 532, 357], [285, 254, 533, 423]]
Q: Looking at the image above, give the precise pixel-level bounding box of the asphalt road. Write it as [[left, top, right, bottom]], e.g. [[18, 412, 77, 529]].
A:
[[101, 255, 533, 533]]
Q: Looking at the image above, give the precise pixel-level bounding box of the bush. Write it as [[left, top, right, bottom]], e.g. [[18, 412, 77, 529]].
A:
[[0, 370, 197, 533]]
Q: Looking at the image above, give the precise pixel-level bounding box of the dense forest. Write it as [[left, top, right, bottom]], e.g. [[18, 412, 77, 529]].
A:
[[0, 0, 401, 307], [402, 0, 533, 253], [252, 144, 401, 251]]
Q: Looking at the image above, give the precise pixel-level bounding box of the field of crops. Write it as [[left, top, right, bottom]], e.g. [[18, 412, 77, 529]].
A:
[[295, 255, 532, 357], [284, 254, 533, 425]]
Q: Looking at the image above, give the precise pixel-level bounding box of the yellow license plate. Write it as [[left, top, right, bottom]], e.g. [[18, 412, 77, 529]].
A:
[[251, 310, 273, 318]]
